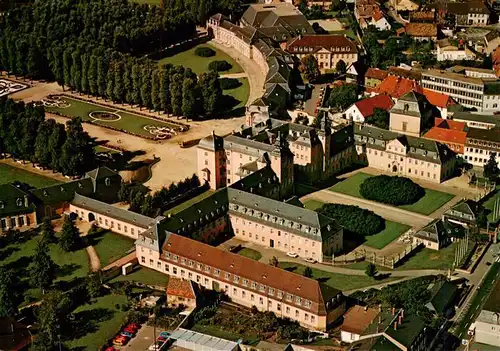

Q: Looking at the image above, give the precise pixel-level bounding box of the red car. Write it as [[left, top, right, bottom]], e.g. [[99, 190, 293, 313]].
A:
[[123, 327, 137, 334], [105, 347, 117, 351], [126, 323, 141, 330]]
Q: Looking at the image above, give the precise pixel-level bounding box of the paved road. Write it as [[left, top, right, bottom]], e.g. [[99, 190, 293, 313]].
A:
[[301, 189, 432, 229]]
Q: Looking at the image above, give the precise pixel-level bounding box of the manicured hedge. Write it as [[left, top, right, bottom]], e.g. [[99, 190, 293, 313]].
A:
[[318, 204, 384, 236], [360, 175, 425, 206], [208, 60, 232, 72], [219, 78, 242, 90], [195, 47, 216, 57]]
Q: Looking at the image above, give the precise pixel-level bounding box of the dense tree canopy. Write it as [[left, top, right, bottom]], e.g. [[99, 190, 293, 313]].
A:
[[360, 175, 425, 206], [327, 84, 357, 111], [300, 54, 321, 82], [318, 203, 384, 236]]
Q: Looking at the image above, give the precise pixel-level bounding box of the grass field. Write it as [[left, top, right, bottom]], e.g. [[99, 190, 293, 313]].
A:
[[92, 231, 135, 267], [158, 43, 243, 75], [223, 77, 249, 112], [237, 247, 262, 261], [278, 262, 398, 291], [110, 267, 170, 286], [132, 0, 161, 4], [483, 189, 500, 223], [330, 173, 455, 215], [395, 242, 458, 270], [66, 294, 128, 350], [0, 163, 60, 188], [302, 199, 410, 249], [45, 96, 180, 137]]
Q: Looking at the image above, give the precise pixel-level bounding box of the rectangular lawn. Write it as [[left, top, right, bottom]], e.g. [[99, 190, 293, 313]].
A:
[[92, 231, 135, 267], [277, 262, 398, 291], [395, 242, 458, 270], [303, 199, 325, 211], [236, 247, 262, 261], [66, 294, 128, 350], [45, 97, 180, 137], [330, 172, 455, 215], [157, 43, 243, 75], [110, 267, 170, 286], [0, 163, 60, 188]]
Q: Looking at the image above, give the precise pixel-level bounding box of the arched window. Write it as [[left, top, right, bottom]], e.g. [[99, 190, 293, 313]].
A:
[[105, 177, 111, 186]]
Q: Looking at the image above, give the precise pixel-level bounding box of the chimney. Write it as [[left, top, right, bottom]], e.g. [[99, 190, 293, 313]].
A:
[[392, 307, 395, 316], [398, 315, 402, 325], [401, 309, 404, 318], [394, 322, 397, 330]]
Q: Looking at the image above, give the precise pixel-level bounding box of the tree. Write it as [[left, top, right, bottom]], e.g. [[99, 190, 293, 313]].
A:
[[318, 203, 384, 237], [269, 256, 279, 267], [171, 73, 184, 117], [360, 175, 425, 206], [368, 108, 390, 129], [182, 77, 198, 118], [140, 194, 154, 216], [0, 267, 17, 317], [34, 291, 71, 350], [199, 71, 222, 117], [335, 59, 347, 74], [365, 263, 377, 278], [59, 215, 79, 252], [40, 216, 56, 244], [303, 267, 313, 278], [151, 69, 161, 112], [327, 84, 357, 111], [300, 55, 320, 82], [30, 239, 57, 294], [87, 272, 102, 298], [484, 153, 499, 180]]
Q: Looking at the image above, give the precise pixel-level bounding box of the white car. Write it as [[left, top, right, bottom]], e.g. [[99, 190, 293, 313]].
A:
[[287, 252, 299, 258], [304, 257, 317, 264]]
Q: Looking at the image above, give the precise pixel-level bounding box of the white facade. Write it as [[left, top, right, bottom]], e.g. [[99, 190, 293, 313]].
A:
[[341, 330, 361, 343], [373, 17, 391, 31], [475, 311, 500, 347], [437, 46, 475, 62], [345, 104, 366, 123], [463, 146, 499, 167]]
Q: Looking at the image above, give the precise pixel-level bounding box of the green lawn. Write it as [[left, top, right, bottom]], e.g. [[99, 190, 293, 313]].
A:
[[45, 96, 180, 137], [92, 230, 135, 267], [157, 43, 243, 75], [363, 221, 411, 249], [454, 262, 500, 338], [237, 247, 262, 261], [483, 189, 500, 223], [110, 267, 170, 286], [278, 262, 398, 291], [0, 163, 60, 188], [66, 294, 128, 350], [394, 242, 458, 270], [330, 173, 455, 215], [132, 0, 161, 4], [223, 77, 249, 112], [164, 190, 214, 215], [303, 199, 410, 249]]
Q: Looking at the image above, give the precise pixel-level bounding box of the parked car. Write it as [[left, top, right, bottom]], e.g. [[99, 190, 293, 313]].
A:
[[123, 326, 137, 334], [121, 331, 134, 338], [126, 323, 141, 330], [148, 340, 165, 351], [287, 252, 299, 258], [105, 347, 117, 351], [159, 332, 170, 338], [113, 336, 129, 346], [304, 257, 317, 264]]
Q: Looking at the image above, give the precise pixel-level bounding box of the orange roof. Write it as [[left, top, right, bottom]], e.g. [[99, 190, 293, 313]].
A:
[[354, 95, 394, 118], [366, 68, 388, 81], [424, 127, 467, 145], [374, 76, 418, 99], [421, 89, 455, 108], [167, 277, 196, 299], [434, 118, 466, 131], [342, 305, 380, 335], [373, 9, 384, 21]]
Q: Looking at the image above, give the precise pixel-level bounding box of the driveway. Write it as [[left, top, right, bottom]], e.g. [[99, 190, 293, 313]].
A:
[[120, 325, 158, 351]]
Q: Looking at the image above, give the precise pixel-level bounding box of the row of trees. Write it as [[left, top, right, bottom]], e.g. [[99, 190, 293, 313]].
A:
[[0, 98, 95, 176]]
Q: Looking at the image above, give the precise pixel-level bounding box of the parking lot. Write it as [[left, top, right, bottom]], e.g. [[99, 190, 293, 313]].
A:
[[304, 83, 328, 116], [108, 324, 172, 351]]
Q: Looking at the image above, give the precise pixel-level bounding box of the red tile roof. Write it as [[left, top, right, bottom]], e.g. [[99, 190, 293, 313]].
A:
[[167, 277, 196, 299], [365, 68, 388, 81], [342, 305, 380, 335], [434, 118, 466, 131], [373, 76, 418, 99], [424, 127, 467, 146], [373, 9, 385, 21], [287, 35, 357, 53], [161, 233, 341, 316], [421, 89, 455, 108], [354, 95, 394, 118], [404, 23, 437, 37]]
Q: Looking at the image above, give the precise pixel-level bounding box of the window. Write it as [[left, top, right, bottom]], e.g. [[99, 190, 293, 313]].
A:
[[124, 226, 127, 233], [251, 282, 257, 289], [141, 256, 145, 263], [242, 279, 248, 286], [295, 310, 299, 318], [214, 269, 220, 276], [277, 303, 281, 311], [311, 315, 315, 323], [242, 291, 246, 298], [205, 266, 211, 273], [173, 267, 177, 274], [165, 264, 169, 272], [233, 288, 237, 295], [225, 273, 231, 280], [251, 294, 255, 301], [305, 313, 309, 321], [269, 288, 275, 295], [204, 278, 209, 285], [157, 261, 161, 269], [259, 297, 264, 305], [234, 275, 239, 283], [149, 259, 153, 266]]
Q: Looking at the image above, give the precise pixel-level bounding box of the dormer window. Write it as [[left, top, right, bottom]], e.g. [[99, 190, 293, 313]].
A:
[[16, 198, 23, 207], [0, 201, 4, 209], [43, 190, 48, 196], [105, 177, 111, 186]]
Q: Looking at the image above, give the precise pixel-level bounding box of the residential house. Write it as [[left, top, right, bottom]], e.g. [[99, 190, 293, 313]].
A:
[[451, 111, 500, 130], [0, 184, 37, 233], [436, 39, 476, 61], [388, 66, 422, 81], [425, 281, 458, 315], [485, 30, 500, 54], [354, 124, 457, 183], [443, 199, 482, 228], [474, 280, 500, 347], [370, 75, 418, 99], [464, 127, 500, 167], [346, 61, 366, 85], [344, 95, 394, 123], [389, 91, 435, 137], [424, 119, 467, 155], [365, 68, 388, 89], [166, 277, 198, 310], [412, 219, 453, 250], [401, 23, 438, 42], [286, 34, 358, 72], [292, 0, 332, 9], [355, 0, 391, 31], [341, 305, 381, 343], [409, 11, 435, 23], [390, 0, 419, 11], [425, 0, 490, 27], [135, 231, 346, 331], [420, 89, 456, 118]]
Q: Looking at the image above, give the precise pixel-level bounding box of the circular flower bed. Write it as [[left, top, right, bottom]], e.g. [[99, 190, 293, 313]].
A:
[[89, 111, 121, 121], [359, 175, 425, 206]]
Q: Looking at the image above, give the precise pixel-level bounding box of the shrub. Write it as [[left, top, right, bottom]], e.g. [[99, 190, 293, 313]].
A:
[[318, 204, 384, 236], [195, 47, 216, 57], [219, 78, 242, 90], [360, 175, 425, 206], [208, 60, 232, 72]]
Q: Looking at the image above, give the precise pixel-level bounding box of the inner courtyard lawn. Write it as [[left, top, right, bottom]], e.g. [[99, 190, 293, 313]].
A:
[[223, 77, 249, 112], [65, 294, 128, 351], [394, 242, 458, 270], [45, 96, 180, 136], [329, 172, 455, 215], [157, 43, 243, 75], [302, 199, 410, 249], [0, 163, 60, 188], [110, 267, 170, 286], [236, 247, 262, 261], [91, 230, 135, 267], [277, 262, 399, 291]]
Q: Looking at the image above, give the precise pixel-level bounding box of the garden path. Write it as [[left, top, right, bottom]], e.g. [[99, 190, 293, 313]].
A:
[[76, 220, 102, 272], [219, 72, 248, 79]]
